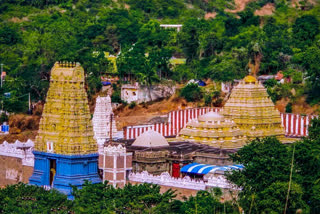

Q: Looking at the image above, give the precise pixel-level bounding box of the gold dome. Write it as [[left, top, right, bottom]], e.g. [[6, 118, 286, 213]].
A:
[[177, 111, 246, 149], [244, 75, 257, 84]]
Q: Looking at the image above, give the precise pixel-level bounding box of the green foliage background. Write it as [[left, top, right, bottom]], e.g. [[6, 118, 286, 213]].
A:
[[0, 0, 320, 112]]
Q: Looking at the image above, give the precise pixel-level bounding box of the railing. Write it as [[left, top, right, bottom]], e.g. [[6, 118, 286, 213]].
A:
[[129, 171, 238, 190], [129, 171, 206, 190]]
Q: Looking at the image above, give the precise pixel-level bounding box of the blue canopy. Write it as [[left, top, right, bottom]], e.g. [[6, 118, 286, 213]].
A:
[[101, 81, 111, 86], [180, 163, 244, 175]]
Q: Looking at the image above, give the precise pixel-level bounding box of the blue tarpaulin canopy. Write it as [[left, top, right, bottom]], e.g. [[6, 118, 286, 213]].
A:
[[102, 81, 111, 86], [180, 163, 244, 175]]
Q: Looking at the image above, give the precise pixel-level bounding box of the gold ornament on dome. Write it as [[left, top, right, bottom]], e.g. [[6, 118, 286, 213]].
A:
[[243, 75, 257, 84]]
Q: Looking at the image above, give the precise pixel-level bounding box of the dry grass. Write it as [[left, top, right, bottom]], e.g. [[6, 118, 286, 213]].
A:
[[0, 130, 38, 143], [275, 97, 319, 115], [114, 95, 201, 129], [254, 3, 275, 16], [225, 0, 254, 13]]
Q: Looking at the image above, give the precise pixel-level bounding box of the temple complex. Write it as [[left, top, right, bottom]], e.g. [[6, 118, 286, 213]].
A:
[[29, 62, 100, 197], [92, 95, 117, 152], [177, 111, 246, 149], [222, 75, 286, 140]]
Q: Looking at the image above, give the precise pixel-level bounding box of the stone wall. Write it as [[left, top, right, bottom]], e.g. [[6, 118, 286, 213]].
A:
[[121, 84, 176, 104], [0, 156, 33, 186], [129, 171, 239, 201], [0, 140, 35, 186]]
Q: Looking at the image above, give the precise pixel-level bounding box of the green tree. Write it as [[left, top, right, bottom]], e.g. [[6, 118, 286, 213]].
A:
[[292, 15, 319, 49], [295, 118, 320, 213], [293, 45, 320, 104], [72, 181, 178, 213], [0, 183, 72, 213], [180, 190, 236, 214], [257, 181, 308, 213], [180, 83, 203, 102], [208, 48, 248, 81], [226, 137, 292, 213], [178, 18, 207, 62]]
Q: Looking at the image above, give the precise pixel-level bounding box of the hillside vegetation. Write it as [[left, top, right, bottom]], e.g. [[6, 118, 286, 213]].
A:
[[0, 0, 319, 114]]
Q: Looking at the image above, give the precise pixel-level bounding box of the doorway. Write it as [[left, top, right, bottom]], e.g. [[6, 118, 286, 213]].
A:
[[49, 159, 56, 186]]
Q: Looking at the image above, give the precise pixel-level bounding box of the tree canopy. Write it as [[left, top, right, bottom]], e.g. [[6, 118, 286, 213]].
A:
[[226, 118, 320, 214]]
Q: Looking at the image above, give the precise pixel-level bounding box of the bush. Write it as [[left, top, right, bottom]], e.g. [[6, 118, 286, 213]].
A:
[[129, 101, 136, 109], [204, 94, 213, 106], [111, 90, 122, 103], [0, 112, 8, 124], [285, 102, 292, 113], [264, 78, 278, 88], [180, 83, 203, 102]]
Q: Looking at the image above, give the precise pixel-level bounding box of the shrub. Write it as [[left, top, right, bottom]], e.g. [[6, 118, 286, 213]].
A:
[[180, 83, 203, 102], [285, 102, 293, 113], [111, 90, 122, 103], [204, 94, 213, 106], [0, 112, 8, 124], [129, 101, 136, 109]]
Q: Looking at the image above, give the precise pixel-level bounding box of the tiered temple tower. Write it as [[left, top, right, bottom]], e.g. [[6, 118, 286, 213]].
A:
[[222, 75, 285, 140], [92, 95, 117, 153], [29, 62, 100, 197], [177, 111, 246, 149]]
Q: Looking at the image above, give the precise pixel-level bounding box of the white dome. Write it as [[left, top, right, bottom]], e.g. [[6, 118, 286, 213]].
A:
[[132, 130, 169, 147], [198, 111, 224, 122]]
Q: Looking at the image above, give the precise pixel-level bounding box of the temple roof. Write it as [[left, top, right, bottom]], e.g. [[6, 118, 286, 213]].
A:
[[198, 111, 224, 122], [222, 75, 286, 140], [132, 130, 169, 148], [177, 111, 246, 149]]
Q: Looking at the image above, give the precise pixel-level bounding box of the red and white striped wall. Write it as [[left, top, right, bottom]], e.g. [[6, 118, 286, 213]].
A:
[[281, 113, 318, 137], [124, 107, 218, 140], [123, 108, 318, 140]]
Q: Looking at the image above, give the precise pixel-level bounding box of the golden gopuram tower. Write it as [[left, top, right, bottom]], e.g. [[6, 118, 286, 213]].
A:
[[222, 75, 286, 141], [30, 62, 100, 198], [177, 111, 247, 149], [34, 62, 97, 154]]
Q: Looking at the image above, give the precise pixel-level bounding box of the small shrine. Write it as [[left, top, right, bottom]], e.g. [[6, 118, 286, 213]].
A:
[[92, 95, 118, 152], [100, 144, 132, 188], [177, 111, 246, 149], [29, 62, 100, 198], [130, 130, 171, 175], [222, 75, 286, 140]]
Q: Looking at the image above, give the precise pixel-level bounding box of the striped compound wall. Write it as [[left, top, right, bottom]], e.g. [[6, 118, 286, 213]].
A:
[[123, 108, 318, 140]]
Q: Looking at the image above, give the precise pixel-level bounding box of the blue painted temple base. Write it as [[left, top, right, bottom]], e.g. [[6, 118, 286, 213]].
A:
[[29, 151, 101, 198]]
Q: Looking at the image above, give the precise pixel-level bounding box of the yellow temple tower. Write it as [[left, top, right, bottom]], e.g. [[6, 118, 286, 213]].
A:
[[29, 62, 100, 198], [34, 62, 97, 154], [222, 75, 285, 140], [177, 111, 247, 149]]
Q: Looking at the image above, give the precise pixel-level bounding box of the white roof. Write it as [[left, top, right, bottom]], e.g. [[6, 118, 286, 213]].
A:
[[132, 130, 169, 148], [198, 111, 224, 122]]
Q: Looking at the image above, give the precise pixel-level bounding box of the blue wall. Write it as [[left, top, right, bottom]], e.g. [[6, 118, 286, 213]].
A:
[[29, 151, 101, 198]]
